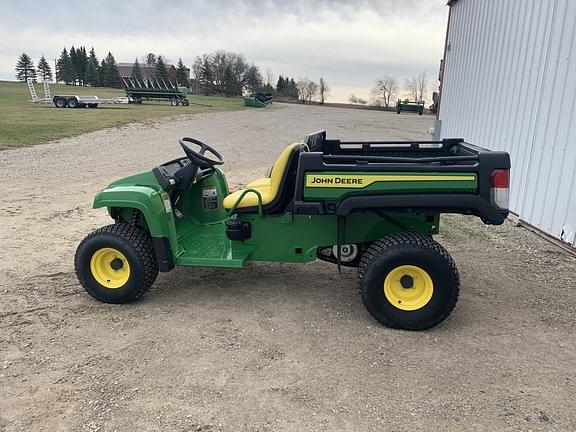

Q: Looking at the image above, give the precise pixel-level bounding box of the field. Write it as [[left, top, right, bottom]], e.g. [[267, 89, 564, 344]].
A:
[[0, 80, 243, 149], [1, 104, 575, 431]]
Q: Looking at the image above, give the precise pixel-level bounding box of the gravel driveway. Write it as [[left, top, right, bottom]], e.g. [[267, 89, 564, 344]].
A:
[[1, 103, 575, 431]]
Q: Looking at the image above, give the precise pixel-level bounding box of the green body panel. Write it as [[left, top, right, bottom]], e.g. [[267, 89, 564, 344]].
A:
[[180, 168, 229, 224], [93, 171, 179, 258], [94, 169, 440, 269], [235, 212, 438, 263], [303, 171, 478, 200]]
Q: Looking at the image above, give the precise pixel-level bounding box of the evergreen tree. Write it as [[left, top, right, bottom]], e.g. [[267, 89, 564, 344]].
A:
[[131, 58, 143, 82], [222, 63, 241, 96], [276, 75, 285, 96], [243, 64, 263, 93], [85, 47, 99, 87], [289, 78, 298, 98], [198, 55, 214, 94], [176, 58, 189, 86], [154, 55, 169, 84], [15, 53, 37, 82], [77, 46, 88, 85], [56, 48, 74, 84], [69, 46, 79, 84], [99, 52, 119, 87], [37, 55, 52, 82]]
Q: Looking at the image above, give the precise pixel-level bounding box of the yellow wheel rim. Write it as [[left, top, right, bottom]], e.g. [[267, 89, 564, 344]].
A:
[[89, 248, 131, 289], [383, 265, 434, 311]]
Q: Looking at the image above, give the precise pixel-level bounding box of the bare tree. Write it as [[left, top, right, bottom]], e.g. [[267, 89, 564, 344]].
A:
[[405, 72, 427, 102], [371, 76, 398, 108], [296, 77, 318, 103], [296, 78, 308, 103], [266, 68, 274, 86], [318, 77, 330, 104], [349, 94, 367, 105], [143, 53, 157, 66], [305, 80, 318, 103]]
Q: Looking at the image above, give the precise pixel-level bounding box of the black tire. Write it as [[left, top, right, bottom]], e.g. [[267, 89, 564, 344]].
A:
[[170, 98, 179, 106], [181, 99, 190, 106], [88, 103, 98, 108], [67, 97, 78, 108], [75, 223, 158, 304], [54, 97, 67, 108], [358, 232, 459, 330]]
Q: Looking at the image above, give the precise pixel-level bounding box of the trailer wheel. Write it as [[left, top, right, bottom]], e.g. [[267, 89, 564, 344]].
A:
[[181, 99, 190, 106], [74, 223, 159, 304], [54, 97, 67, 108], [170, 98, 179, 106], [358, 232, 459, 330], [88, 104, 98, 108], [67, 97, 78, 108]]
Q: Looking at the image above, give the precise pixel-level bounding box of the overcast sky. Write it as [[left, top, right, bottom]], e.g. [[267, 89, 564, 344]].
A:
[[0, 0, 448, 102]]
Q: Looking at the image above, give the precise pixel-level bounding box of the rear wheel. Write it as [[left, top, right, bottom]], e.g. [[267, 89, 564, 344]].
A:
[[67, 97, 78, 108], [170, 98, 179, 106], [88, 103, 98, 108], [358, 232, 459, 330], [75, 223, 158, 303], [54, 97, 67, 108]]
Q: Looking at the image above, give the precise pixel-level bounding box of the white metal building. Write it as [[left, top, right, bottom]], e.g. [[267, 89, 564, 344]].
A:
[[437, 0, 576, 246]]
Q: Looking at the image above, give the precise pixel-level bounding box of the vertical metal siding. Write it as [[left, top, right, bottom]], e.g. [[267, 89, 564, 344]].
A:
[[440, 0, 576, 245]]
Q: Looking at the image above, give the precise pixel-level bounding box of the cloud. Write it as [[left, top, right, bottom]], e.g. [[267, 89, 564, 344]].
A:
[[0, 0, 448, 101]]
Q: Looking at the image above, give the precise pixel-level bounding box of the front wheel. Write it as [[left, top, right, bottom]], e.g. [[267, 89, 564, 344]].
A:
[[358, 232, 459, 330], [75, 223, 158, 303]]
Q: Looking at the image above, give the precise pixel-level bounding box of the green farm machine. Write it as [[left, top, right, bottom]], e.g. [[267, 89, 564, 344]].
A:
[[75, 131, 510, 330]]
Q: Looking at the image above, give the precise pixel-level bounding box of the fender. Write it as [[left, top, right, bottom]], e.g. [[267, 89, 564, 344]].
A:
[[93, 185, 178, 271]]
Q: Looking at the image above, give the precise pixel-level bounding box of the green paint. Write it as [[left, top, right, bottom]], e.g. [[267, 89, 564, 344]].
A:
[[303, 171, 477, 200]]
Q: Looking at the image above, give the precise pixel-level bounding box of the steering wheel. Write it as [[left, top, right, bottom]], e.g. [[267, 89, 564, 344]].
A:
[[179, 137, 224, 169]]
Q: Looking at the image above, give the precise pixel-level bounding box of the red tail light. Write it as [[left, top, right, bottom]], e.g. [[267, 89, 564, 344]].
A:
[[490, 169, 509, 209]]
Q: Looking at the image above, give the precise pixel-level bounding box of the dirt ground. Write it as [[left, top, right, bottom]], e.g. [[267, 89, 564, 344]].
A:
[[1, 104, 575, 432]]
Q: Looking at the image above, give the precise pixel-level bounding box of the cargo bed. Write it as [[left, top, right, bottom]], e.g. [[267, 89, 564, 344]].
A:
[[290, 132, 511, 224]]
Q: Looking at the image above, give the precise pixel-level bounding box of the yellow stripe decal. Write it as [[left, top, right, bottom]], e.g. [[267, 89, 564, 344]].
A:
[[305, 173, 477, 188]]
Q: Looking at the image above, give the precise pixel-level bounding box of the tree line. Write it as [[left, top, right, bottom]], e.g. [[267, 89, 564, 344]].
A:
[[15, 48, 190, 89]]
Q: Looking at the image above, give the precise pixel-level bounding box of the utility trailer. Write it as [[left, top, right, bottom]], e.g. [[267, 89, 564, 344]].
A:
[[122, 77, 190, 106], [26, 78, 130, 108], [52, 94, 130, 108]]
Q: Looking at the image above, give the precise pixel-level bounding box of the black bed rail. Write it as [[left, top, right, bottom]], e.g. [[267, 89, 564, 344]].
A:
[[322, 154, 479, 164]]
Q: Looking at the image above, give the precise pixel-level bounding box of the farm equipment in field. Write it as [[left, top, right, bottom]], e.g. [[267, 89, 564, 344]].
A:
[[121, 77, 190, 106], [396, 99, 425, 115], [243, 92, 272, 107], [75, 130, 510, 331], [27, 78, 130, 108]]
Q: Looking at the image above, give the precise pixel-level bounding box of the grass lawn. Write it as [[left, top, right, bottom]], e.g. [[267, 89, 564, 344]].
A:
[[0, 80, 244, 149]]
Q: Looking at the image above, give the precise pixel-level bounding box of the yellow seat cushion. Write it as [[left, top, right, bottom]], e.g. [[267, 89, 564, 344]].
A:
[[223, 185, 272, 208], [246, 178, 271, 188], [223, 142, 303, 210]]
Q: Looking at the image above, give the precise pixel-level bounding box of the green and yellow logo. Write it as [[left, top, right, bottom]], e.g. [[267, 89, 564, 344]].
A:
[[305, 173, 477, 188]]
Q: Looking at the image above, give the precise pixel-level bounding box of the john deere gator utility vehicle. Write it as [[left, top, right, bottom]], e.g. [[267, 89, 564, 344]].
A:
[[75, 131, 510, 330]]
